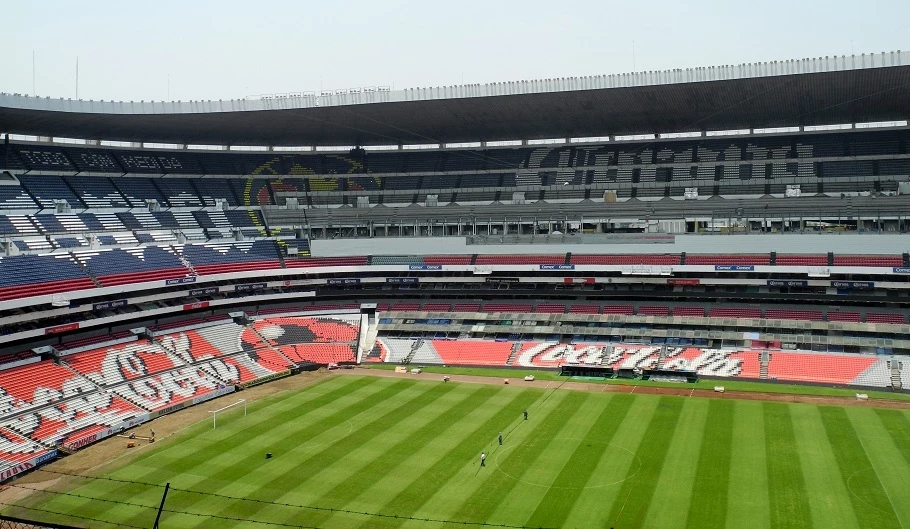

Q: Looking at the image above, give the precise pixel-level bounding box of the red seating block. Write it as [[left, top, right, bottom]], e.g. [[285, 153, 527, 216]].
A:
[[776, 255, 828, 266], [686, 254, 770, 265], [866, 312, 906, 324], [0, 278, 96, 301], [568, 304, 601, 314], [832, 255, 902, 267], [602, 305, 634, 315], [535, 304, 566, 314], [638, 306, 670, 316], [422, 303, 452, 312], [474, 255, 564, 265], [673, 306, 706, 317], [827, 311, 862, 323], [570, 254, 680, 265]]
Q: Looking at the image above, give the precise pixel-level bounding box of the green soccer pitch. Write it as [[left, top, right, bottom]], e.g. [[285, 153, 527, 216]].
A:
[[6, 374, 910, 529]]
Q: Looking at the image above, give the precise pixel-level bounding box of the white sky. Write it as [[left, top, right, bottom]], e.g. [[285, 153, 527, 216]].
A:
[[4, 0, 910, 102]]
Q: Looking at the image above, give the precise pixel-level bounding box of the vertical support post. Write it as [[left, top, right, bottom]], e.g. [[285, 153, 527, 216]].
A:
[[153, 482, 170, 529]]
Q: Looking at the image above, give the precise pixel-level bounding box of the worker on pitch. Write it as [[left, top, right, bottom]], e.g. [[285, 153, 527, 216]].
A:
[[480, 452, 486, 467], [498, 432, 503, 445]]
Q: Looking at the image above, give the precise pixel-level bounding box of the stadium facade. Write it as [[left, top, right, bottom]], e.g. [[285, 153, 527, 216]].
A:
[[0, 52, 908, 481]]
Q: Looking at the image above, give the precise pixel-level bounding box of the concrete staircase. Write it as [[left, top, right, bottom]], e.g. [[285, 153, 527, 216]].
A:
[[655, 345, 669, 369], [890, 357, 903, 390], [403, 339, 423, 364], [600, 345, 614, 367], [505, 342, 523, 366], [759, 350, 771, 379]]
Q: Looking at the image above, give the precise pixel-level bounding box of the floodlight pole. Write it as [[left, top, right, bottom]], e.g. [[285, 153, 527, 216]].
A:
[[152, 482, 170, 529]]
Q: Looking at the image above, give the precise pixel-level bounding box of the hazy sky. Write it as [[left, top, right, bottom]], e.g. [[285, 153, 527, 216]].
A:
[[4, 0, 909, 102]]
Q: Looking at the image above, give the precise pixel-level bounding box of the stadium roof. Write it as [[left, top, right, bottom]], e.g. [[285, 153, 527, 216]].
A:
[[1, 51, 909, 147]]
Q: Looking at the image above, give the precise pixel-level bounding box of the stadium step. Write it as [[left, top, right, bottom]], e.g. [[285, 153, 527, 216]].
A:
[[71, 252, 103, 288], [505, 342, 523, 366], [172, 247, 199, 277], [600, 345, 614, 367], [759, 350, 770, 379], [655, 345, 669, 369]]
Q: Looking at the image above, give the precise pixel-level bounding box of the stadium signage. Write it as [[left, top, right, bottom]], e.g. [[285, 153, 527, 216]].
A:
[[327, 278, 361, 285], [93, 299, 127, 311], [409, 265, 442, 270], [486, 277, 520, 283], [34, 450, 58, 466], [667, 279, 700, 285], [190, 287, 219, 296], [183, 302, 210, 310], [831, 281, 874, 289], [166, 276, 196, 285], [246, 370, 290, 387], [45, 322, 79, 335], [767, 280, 808, 287], [893, 267, 910, 274], [151, 402, 189, 419], [714, 265, 754, 271], [563, 277, 596, 284], [64, 433, 101, 451], [62, 415, 151, 451], [236, 283, 267, 292], [192, 385, 235, 405], [386, 277, 418, 284], [539, 264, 575, 270], [0, 461, 34, 481]]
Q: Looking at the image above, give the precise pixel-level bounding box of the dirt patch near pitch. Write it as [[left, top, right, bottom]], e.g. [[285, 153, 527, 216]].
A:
[[343, 366, 910, 409]]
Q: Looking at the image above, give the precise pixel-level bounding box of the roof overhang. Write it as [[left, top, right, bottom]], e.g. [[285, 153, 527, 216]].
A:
[[2, 52, 908, 146]]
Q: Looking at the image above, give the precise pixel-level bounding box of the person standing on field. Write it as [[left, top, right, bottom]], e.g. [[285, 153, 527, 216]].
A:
[[498, 432, 503, 445], [523, 409, 528, 420], [481, 452, 486, 467]]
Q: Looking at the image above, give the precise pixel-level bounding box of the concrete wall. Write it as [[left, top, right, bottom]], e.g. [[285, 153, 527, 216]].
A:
[[311, 233, 910, 257]]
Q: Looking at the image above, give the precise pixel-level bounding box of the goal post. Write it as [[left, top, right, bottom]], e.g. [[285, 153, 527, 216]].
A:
[[208, 399, 247, 429]]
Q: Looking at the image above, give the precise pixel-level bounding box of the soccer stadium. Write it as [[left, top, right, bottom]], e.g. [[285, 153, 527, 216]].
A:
[[1, 12, 910, 528]]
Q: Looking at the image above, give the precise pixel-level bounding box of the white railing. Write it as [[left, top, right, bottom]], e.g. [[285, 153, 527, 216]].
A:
[[1, 51, 906, 115]]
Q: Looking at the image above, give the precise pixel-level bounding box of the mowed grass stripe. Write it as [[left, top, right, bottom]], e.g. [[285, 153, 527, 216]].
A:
[[37, 375, 386, 523], [345, 388, 537, 529], [843, 407, 910, 528], [789, 406, 862, 529], [560, 394, 660, 529], [818, 406, 901, 528], [441, 391, 589, 528], [136, 374, 371, 470], [522, 393, 634, 529], [873, 409, 910, 469], [684, 399, 733, 529], [763, 403, 812, 529], [191, 380, 457, 528], [641, 398, 709, 529], [277, 384, 499, 528], [119, 377, 430, 529], [130, 378, 419, 525], [724, 401, 770, 529], [123, 374, 381, 478], [486, 393, 604, 525], [260, 384, 478, 510], [207, 384, 487, 529], [605, 397, 685, 529]]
